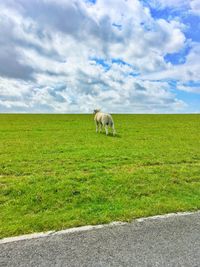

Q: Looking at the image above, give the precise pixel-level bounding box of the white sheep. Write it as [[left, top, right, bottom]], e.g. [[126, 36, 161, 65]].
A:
[[93, 109, 116, 136]]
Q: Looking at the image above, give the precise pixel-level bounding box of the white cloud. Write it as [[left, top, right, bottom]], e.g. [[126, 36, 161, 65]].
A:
[[190, 0, 200, 15], [148, 0, 190, 10], [140, 43, 200, 82], [148, 0, 200, 17], [0, 0, 199, 113]]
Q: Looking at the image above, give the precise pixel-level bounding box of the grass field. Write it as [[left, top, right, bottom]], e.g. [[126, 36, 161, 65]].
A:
[[0, 114, 200, 238]]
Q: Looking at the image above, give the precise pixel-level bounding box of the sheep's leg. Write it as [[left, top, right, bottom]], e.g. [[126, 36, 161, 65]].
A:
[[99, 123, 102, 133], [112, 124, 116, 136], [105, 125, 108, 135], [96, 122, 99, 133]]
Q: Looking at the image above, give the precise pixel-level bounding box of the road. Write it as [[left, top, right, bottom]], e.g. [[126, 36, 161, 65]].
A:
[[1, 212, 200, 267]]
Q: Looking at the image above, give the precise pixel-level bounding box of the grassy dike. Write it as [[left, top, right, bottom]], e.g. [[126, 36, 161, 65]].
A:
[[0, 114, 200, 237]]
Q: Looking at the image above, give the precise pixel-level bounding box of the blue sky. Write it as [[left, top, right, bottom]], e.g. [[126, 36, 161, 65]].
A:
[[0, 0, 199, 113]]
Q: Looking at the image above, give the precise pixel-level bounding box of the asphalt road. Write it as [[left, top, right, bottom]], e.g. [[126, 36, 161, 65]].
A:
[[1, 212, 200, 267]]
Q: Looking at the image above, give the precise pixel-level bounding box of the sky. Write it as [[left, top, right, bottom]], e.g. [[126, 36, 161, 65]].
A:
[[0, 0, 200, 113]]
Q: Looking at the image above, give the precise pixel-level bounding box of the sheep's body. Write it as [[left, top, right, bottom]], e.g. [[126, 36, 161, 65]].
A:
[[94, 109, 116, 136]]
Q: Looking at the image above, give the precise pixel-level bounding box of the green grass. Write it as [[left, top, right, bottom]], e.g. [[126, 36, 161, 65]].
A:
[[0, 114, 200, 238]]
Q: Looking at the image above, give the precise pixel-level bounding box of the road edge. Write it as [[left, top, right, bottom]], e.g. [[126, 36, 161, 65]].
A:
[[1, 210, 200, 244]]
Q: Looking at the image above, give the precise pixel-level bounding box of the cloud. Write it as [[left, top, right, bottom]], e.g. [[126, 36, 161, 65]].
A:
[[147, 0, 190, 10], [147, 0, 200, 17], [140, 43, 200, 82], [176, 81, 200, 94], [0, 0, 199, 113], [0, 10, 34, 80], [190, 0, 200, 16]]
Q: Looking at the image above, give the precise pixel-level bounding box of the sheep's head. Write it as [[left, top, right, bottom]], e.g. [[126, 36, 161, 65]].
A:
[[93, 109, 100, 114]]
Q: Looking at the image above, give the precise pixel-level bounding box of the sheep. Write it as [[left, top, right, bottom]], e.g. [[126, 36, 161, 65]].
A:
[[93, 109, 116, 136]]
